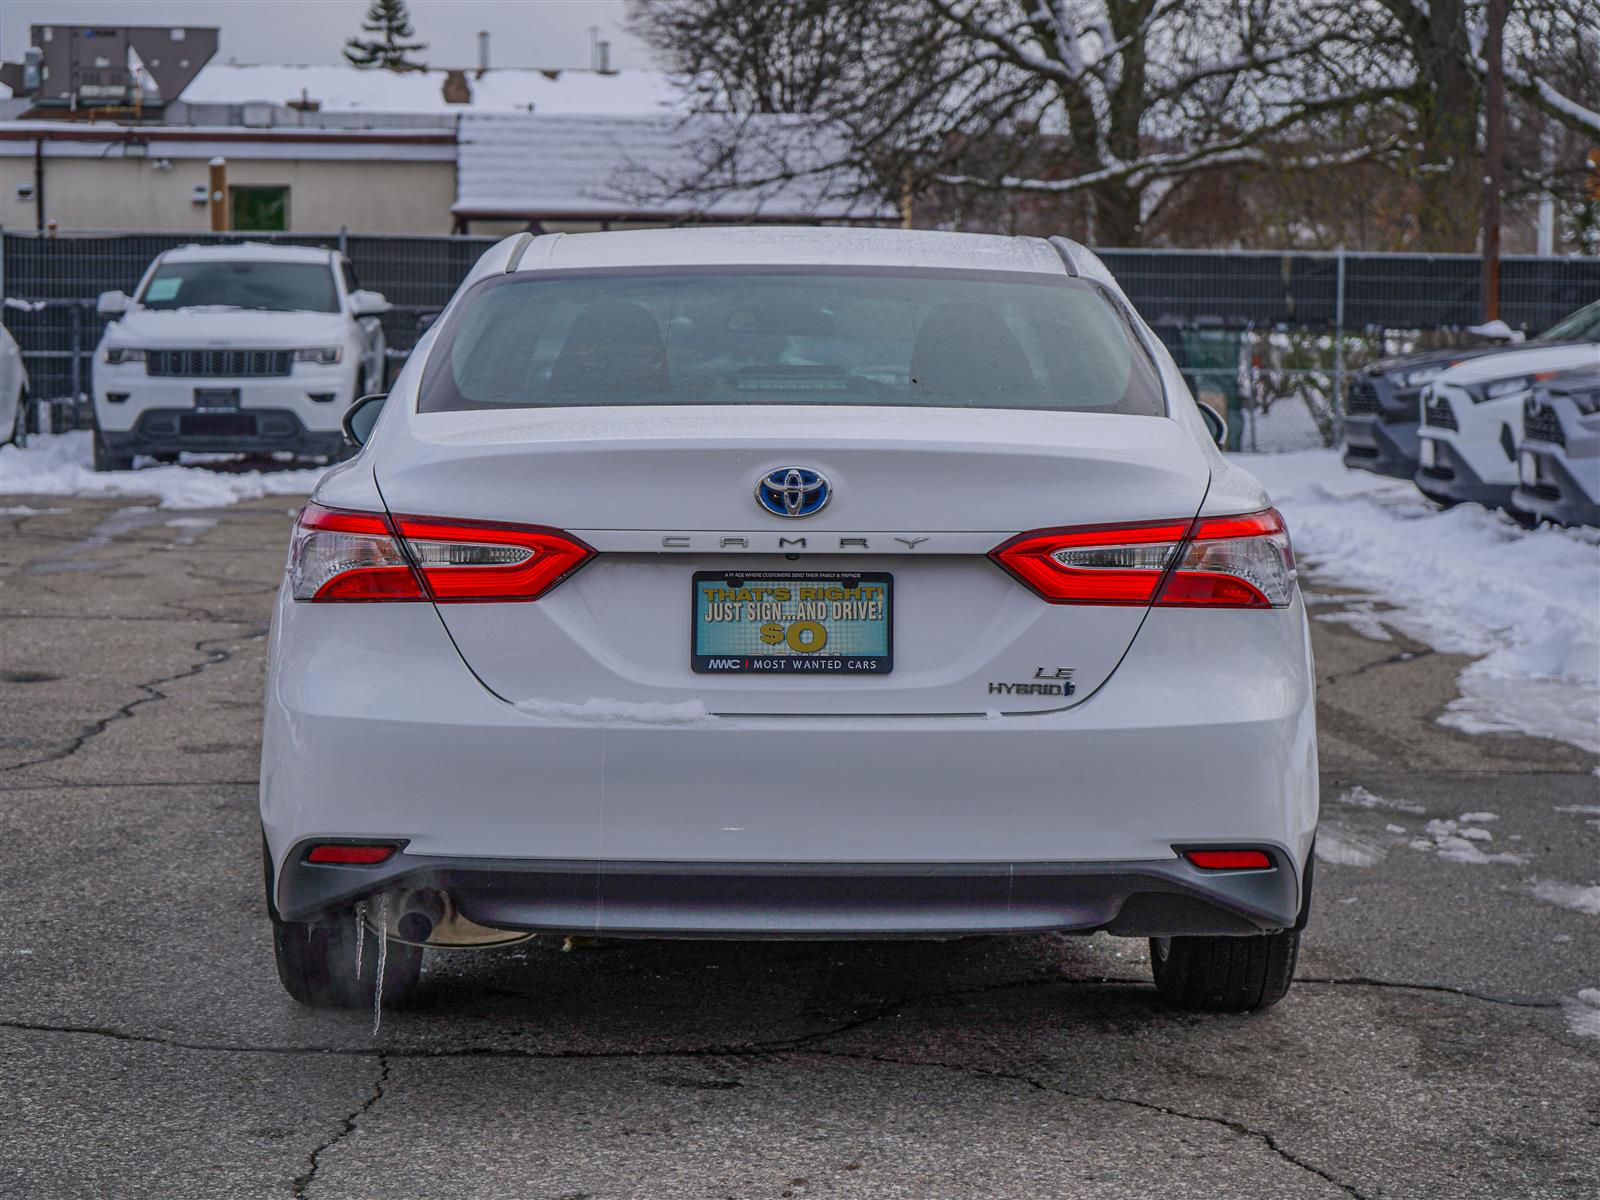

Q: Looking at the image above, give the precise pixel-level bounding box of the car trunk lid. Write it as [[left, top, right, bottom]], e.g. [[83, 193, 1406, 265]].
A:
[[375, 405, 1211, 716]]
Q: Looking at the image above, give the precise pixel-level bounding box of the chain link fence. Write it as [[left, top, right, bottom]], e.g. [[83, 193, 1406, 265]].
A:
[[3, 229, 1597, 447]]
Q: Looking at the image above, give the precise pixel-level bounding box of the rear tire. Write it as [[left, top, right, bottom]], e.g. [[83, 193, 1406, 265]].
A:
[[92, 433, 133, 472], [263, 837, 422, 1009], [1149, 929, 1299, 1012]]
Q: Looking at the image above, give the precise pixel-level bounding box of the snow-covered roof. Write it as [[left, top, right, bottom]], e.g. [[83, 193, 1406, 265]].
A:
[[178, 63, 678, 115], [454, 112, 893, 222], [517, 227, 1065, 274]]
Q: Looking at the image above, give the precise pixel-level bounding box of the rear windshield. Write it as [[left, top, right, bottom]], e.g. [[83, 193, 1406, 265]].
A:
[[138, 260, 339, 313], [418, 269, 1165, 416]]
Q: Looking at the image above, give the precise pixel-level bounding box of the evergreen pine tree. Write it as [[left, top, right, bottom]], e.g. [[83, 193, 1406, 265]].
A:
[[343, 0, 428, 71]]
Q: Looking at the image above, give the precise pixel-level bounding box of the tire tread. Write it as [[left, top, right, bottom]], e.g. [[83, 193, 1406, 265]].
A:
[[1150, 929, 1299, 1012]]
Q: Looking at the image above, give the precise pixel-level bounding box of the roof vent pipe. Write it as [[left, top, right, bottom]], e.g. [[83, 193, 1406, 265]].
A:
[[477, 30, 489, 74]]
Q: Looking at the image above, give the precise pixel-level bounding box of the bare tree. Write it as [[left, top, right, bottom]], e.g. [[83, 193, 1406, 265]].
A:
[[1494, 0, 1600, 138], [631, 0, 1410, 245], [630, 0, 871, 113], [630, 0, 1600, 249], [1314, 0, 1600, 249]]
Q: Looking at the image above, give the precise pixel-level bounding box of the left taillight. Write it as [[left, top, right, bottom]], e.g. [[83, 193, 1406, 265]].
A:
[[990, 508, 1296, 609], [289, 504, 426, 602], [289, 503, 594, 603]]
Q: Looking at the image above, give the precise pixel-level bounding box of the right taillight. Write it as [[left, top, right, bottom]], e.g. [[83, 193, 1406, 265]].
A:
[[991, 508, 1295, 609], [288, 503, 594, 603], [1156, 509, 1296, 608]]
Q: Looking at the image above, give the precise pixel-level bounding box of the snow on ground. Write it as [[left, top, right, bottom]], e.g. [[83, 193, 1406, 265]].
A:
[[1565, 990, 1600, 1038], [1530, 880, 1600, 917], [1314, 825, 1387, 867], [1333, 785, 1426, 815], [0, 432, 326, 511], [1409, 818, 1524, 865], [1245, 449, 1600, 753]]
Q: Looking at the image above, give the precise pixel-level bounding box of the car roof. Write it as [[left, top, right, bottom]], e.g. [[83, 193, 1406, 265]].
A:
[[157, 243, 337, 265], [517, 227, 1070, 276]]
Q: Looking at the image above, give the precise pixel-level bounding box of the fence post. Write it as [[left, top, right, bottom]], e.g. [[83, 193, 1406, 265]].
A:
[[69, 300, 83, 405], [1334, 243, 1347, 430], [339, 225, 348, 256]]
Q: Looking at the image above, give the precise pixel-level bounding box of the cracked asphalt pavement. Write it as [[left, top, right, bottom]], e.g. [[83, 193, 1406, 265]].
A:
[[1, 493, 1596, 1199]]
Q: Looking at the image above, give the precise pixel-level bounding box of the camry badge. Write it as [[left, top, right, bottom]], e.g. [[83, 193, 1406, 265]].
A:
[[755, 467, 831, 518]]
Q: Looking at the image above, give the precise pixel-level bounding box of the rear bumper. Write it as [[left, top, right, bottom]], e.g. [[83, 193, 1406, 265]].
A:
[[101, 409, 344, 459], [275, 847, 1303, 936], [262, 589, 1319, 934], [1342, 414, 1418, 479]]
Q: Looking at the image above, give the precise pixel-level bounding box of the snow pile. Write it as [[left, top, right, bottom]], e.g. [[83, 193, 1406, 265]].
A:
[[1333, 785, 1425, 815], [513, 696, 710, 725], [1564, 990, 1600, 1039], [1530, 880, 1600, 917], [1246, 449, 1600, 753], [1554, 803, 1600, 832], [0, 432, 326, 510], [1408, 817, 1523, 865]]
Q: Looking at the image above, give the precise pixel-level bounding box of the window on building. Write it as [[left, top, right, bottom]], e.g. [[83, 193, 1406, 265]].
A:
[[230, 186, 289, 232]]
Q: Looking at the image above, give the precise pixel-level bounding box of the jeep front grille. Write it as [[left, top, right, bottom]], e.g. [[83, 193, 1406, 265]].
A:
[[146, 349, 293, 378]]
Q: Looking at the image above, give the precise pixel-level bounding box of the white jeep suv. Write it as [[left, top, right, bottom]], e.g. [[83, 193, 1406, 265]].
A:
[[92, 243, 388, 471]]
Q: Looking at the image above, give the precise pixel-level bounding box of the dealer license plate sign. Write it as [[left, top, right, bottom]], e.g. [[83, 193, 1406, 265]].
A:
[[692, 571, 892, 675], [193, 388, 241, 411]]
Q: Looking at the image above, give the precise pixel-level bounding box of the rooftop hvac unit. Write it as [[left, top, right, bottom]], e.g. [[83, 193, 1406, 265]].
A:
[[0, 25, 219, 112]]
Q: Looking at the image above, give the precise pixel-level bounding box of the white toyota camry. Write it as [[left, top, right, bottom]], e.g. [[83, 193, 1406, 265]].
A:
[[261, 228, 1317, 1014]]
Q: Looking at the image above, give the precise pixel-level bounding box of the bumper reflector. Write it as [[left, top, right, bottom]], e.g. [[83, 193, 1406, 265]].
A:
[[1184, 849, 1273, 870], [306, 844, 397, 865]]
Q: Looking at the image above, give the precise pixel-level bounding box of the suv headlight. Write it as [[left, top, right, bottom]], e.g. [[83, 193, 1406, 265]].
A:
[[1463, 375, 1533, 404], [1398, 365, 1446, 388], [1568, 386, 1600, 416], [294, 347, 343, 365], [104, 346, 145, 365]]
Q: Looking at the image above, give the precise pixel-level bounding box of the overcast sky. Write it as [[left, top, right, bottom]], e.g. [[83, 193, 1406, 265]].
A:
[[0, 0, 655, 71]]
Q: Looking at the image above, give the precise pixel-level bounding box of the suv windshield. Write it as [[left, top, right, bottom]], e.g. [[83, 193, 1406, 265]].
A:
[[1541, 300, 1600, 343], [139, 260, 339, 313], [419, 269, 1165, 416]]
